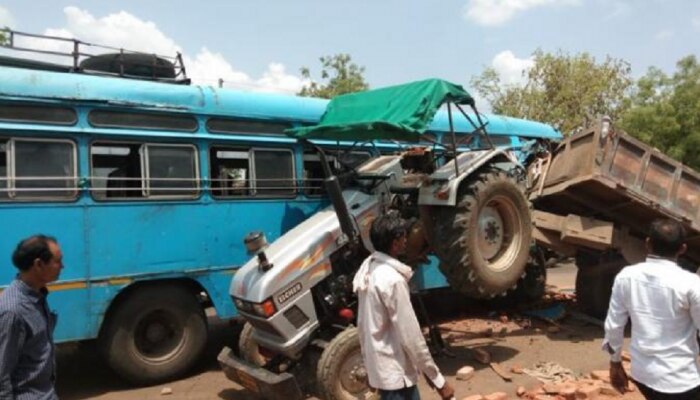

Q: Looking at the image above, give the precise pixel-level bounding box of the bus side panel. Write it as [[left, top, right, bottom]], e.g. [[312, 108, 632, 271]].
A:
[[84, 200, 324, 321], [0, 205, 90, 341]]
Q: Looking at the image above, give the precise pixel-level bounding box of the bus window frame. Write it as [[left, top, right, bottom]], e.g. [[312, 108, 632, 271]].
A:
[[89, 140, 201, 201], [88, 109, 199, 133], [209, 144, 297, 200], [0, 103, 78, 126], [0, 136, 79, 202], [142, 143, 201, 199]]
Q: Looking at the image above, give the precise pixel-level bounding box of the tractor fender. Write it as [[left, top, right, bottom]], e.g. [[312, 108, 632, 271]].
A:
[[418, 148, 523, 207]]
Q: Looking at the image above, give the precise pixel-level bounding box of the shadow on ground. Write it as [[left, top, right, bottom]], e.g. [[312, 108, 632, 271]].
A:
[[55, 315, 241, 400]]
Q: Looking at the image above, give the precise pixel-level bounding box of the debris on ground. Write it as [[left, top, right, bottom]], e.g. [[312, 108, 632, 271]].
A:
[[522, 361, 576, 383], [472, 347, 492, 364], [523, 303, 567, 322], [489, 362, 513, 382], [516, 361, 639, 399], [483, 392, 508, 400], [456, 365, 475, 381], [160, 387, 172, 396], [510, 364, 524, 374]]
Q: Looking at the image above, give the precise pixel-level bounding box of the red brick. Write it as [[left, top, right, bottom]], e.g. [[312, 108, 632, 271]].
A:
[[543, 384, 561, 394], [575, 385, 600, 400], [590, 370, 610, 383], [484, 392, 508, 400], [559, 383, 577, 400], [516, 386, 527, 397], [473, 348, 492, 364]]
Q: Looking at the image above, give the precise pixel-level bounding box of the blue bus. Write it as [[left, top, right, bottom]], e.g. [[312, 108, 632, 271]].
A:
[[0, 32, 560, 385]]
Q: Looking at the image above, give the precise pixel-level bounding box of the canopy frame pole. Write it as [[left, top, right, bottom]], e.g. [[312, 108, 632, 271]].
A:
[[447, 102, 460, 176], [455, 104, 495, 149]]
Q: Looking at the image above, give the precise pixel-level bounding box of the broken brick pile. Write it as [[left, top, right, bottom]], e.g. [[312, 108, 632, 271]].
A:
[[460, 353, 636, 400]]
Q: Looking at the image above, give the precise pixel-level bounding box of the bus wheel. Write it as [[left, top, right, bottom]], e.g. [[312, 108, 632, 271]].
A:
[[316, 327, 378, 400], [98, 284, 208, 385]]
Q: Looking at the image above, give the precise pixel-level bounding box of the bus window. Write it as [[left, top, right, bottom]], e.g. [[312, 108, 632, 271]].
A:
[[0, 104, 77, 126], [253, 149, 295, 196], [303, 152, 335, 196], [210, 147, 295, 198], [206, 118, 291, 136], [13, 139, 77, 199], [0, 139, 7, 199], [91, 143, 143, 199], [303, 150, 371, 196], [89, 110, 198, 132], [91, 142, 198, 200], [144, 144, 199, 197], [210, 146, 251, 197]]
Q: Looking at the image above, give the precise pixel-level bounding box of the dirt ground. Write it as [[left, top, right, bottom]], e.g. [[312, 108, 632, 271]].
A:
[[55, 263, 642, 400]]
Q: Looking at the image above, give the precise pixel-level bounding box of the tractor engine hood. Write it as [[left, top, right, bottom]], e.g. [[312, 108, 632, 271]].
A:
[[230, 189, 380, 307]]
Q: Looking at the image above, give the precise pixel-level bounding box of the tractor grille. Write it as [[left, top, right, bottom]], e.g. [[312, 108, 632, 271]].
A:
[[284, 305, 310, 329]]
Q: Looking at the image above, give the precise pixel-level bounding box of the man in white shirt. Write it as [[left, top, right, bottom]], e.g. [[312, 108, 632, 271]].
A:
[[603, 218, 700, 399], [353, 212, 455, 400]]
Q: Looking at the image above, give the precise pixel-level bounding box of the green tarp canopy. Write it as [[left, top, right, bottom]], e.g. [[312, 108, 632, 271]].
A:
[[287, 78, 474, 141]]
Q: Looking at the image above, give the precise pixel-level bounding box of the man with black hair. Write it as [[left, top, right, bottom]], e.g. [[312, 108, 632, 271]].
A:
[[603, 219, 700, 399], [0, 235, 63, 400], [353, 211, 454, 400]]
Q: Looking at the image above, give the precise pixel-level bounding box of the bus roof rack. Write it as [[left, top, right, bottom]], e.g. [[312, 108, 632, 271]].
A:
[[0, 28, 190, 84]]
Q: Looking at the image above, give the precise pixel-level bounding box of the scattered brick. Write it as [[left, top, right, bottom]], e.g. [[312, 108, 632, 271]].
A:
[[160, 387, 173, 396], [516, 386, 527, 397], [462, 395, 484, 400], [543, 384, 561, 394], [590, 370, 610, 383], [510, 364, 524, 374], [575, 384, 600, 400], [484, 392, 508, 400], [473, 348, 492, 364], [457, 365, 476, 381], [599, 384, 621, 396], [559, 383, 577, 400]]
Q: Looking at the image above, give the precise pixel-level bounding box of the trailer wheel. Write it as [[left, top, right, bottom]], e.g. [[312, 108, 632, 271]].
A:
[[426, 171, 532, 298], [98, 284, 208, 384], [316, 327, 377, 400], [575, 252, 626, 319], [238, 322, 267, 367]]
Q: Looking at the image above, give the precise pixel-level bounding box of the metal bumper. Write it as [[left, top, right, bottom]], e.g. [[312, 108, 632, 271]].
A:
[[217, 347, 303, 400]]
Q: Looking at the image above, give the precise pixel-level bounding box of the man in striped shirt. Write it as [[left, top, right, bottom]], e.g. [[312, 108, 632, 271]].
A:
[[0, 235, 63, 400]]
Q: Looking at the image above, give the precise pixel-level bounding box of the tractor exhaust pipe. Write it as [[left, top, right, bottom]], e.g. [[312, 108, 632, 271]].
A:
[[304, 140, 358, 244]]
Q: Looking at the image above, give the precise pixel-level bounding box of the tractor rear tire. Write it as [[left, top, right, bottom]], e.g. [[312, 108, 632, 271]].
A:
[[424, 171, 532, 298]]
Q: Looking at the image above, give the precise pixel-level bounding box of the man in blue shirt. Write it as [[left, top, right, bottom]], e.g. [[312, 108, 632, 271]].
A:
[[0, 235, 64, 400]]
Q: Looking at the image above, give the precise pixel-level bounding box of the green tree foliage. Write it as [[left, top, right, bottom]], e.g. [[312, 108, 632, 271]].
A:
[[471, 50, 632, 135], [298, 54, 369, 99], [621, 56, 700, 169], [0, 30, 7, 46]]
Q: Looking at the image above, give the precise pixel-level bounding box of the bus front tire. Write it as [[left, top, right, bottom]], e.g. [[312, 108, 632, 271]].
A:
[[98, 284, 208, 385]]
